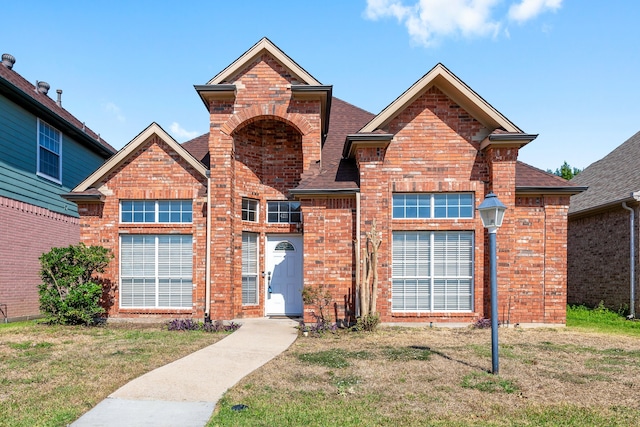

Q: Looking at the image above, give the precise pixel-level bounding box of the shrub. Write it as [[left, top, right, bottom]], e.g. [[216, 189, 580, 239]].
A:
[[353, 313, 380, 332], [298, 319, 337, 336], [472, 317, 492, 329], [38, 243, 112, 325]]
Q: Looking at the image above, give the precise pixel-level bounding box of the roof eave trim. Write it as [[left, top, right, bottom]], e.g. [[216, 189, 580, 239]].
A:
[[481, 133, 538, 150], [516, 186, 588, 195], [194, 84, 236, 109], [0, 77, 115, 157], [569, 196, 640, 218], [343, 133, 394, 158], [61, 193, 105, 203]]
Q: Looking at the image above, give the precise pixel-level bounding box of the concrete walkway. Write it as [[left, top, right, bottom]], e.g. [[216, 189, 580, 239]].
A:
[[71, 317, 299, 427]]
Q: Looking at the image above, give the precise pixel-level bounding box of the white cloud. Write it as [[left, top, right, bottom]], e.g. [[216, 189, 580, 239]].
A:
[[508, 0, 562, 23], [365, 0, 562, 46], [104, 102, 125, 123], [169, 122, 199, 140]]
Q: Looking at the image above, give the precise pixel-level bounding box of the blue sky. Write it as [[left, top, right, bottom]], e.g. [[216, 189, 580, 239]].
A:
[[4, 1, 639, 172]]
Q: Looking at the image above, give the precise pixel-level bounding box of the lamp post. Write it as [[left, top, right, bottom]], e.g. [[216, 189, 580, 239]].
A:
[[477, 192, 507, 375]]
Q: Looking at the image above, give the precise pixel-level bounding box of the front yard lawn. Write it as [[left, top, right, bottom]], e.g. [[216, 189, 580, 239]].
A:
[[209, 307, 640, 426], [0, 321, 225, 427]]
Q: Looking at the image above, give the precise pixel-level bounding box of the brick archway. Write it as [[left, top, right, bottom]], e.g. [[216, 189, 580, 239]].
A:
[[220, 104, 313, 137]]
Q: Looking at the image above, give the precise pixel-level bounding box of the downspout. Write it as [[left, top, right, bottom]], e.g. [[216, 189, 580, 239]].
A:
[[355, 192, 361, 317], [205, 171, 212, 322], [622, 200, 635, 318]]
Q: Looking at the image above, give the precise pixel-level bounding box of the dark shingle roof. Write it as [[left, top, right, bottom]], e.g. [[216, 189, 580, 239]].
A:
[[516, 161, 577, 188], [182, 133, 210, 167], [294, 98, 374, 192], [181, 98, 582, 196], [569, 130, 640, 215], [0, 58, 115, 156]]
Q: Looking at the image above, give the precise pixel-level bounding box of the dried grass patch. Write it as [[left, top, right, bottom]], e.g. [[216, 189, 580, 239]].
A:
[[216, 326, 640, 425]]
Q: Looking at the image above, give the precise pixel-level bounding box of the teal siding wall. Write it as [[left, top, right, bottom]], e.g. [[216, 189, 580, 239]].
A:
[[0, 95, 108, 217]]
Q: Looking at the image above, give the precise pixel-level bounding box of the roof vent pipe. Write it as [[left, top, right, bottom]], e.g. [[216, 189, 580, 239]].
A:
[[56, 89, 62, 107], [36, 80, 50, 95], [1, 53, 15, 69]]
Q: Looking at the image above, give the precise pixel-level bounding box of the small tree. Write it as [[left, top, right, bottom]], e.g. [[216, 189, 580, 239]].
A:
[[548, 161, 582, 180], [39, 243, 113, 325], [355, 220, 382, 330]]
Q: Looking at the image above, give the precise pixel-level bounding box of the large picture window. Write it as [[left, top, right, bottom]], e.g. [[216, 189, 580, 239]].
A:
[[120, 235, 193, 308], [242, 232, 258, 305], [393, 193, 473, 219], [120, 200, 192, 223], [392, 231, 473, 312], [37, 119, 62, 182]]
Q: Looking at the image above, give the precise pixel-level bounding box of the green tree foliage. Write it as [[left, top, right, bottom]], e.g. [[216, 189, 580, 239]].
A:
[[548, 161, 582, 180], [38, 243, 113, 325]]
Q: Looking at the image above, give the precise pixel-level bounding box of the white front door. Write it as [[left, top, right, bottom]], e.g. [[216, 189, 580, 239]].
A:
[[265, 235, 303, 316]]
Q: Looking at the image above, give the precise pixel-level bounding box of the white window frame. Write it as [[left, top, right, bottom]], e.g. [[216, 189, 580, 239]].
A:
[[119, 234, 193, 309], [392, 193, 474, 219], [36, 118, 62, 184], [242, 198, 259, 222], [242, 232, 259, 305], [120, 200, 193, 223], [392, 231, 474, 312]]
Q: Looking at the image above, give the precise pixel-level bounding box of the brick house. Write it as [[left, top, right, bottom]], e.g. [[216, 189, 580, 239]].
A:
[[568, 130, 640, 315], [66, 38, 581, 325], [0, 53, 115, 322]]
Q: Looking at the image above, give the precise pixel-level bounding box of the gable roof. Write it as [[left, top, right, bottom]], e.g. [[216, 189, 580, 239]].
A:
[[0, 55, 115, 157], [569, 130, 640, 215], [360, 63, 521, 135], [206, 37, 321, 86], [72, 122, 208, 193], [516, 161, 586, 195]]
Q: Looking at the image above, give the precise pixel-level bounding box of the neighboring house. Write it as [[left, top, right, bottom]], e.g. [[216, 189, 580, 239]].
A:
[[568, 130, 640, 314], [66, 38, 582, 325], [0, 53, 115, 322]]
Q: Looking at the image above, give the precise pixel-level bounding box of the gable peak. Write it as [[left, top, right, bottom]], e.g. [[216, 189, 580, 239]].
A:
[[206, 37, 321, 86]]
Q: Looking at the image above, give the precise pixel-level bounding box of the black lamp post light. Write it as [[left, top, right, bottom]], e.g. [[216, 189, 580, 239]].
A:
[[477, 192, 507, 375]]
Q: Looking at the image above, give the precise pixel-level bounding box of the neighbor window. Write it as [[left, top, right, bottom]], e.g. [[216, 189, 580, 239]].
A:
[[120, 234, 193, 308], [37, 119, 62, 182], [392, 231, 473, 312], [242, 232, 259, 305], [120, 200, 192, 223], [392, 193, 473, 219], [267, 201, 301, 223], [242, 198, 259, 222]]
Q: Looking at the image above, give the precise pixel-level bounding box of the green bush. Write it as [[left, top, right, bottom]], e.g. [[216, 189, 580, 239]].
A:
[[38, 243, 113, 325], [353, 312, 380, 332]]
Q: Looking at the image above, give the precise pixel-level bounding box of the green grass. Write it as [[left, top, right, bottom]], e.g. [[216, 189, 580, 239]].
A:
[[567, 303, 640, 335], [0, 320, 229, 427]]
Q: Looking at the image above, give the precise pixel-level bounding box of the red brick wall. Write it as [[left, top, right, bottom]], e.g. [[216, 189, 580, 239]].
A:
[[299, 197, 357, 326], [206, 54, 323, 319], [568, 205, 638, 312], [76, 136, 208, 320], [354, 87, 491, 323], [0, 196, 79, 321]]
